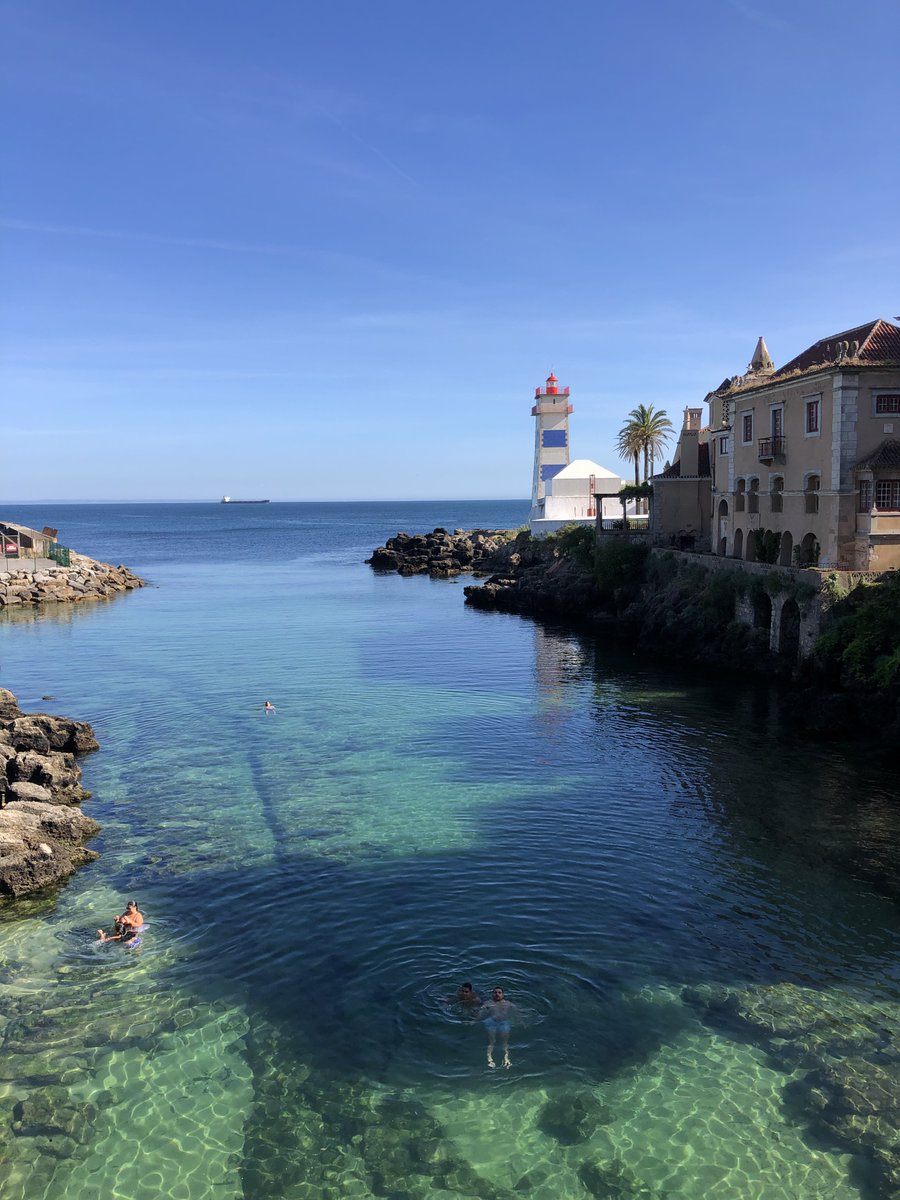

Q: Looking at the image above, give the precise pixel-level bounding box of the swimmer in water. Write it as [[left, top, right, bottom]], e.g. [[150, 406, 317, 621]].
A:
[[448, 984, 482, 1012], [447, 981, 481, 1007], [264, 700, 276, 715], [98, 899, 143, 942], [477, 986, 516, 1069]]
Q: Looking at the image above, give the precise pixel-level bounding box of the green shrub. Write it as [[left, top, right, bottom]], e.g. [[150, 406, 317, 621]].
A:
[[812, 573, 900, 688], [594, 539, 649, 594], [546, 523, 597, 568], [755, 528, 781, 564]]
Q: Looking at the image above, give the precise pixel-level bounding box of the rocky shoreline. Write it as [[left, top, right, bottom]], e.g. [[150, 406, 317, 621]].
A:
[[366, 527, 516, 578], [0, 690, 100, 899], [0, 554, 145, 608], [462, 530, 604, 620]]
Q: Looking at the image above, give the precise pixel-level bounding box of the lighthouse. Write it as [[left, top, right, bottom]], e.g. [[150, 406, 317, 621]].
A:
[[528, 372, 572, 525], [528, 371, 625, 535]]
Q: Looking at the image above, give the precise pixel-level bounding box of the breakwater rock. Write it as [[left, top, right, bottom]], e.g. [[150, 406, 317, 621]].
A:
[[0, 554, 145, 608], [0, 690, 100, 898], [367, 528, 516, 579]]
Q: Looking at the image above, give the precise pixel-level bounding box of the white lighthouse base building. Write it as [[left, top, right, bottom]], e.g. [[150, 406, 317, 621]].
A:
[[529, 458, 625, 536]]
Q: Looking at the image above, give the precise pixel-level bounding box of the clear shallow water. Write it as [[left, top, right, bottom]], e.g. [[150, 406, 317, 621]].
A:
[[0, 502, 898, 1199]]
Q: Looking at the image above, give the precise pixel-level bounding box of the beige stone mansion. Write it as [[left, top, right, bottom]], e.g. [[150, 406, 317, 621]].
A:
[[651, 318, 900, 570]]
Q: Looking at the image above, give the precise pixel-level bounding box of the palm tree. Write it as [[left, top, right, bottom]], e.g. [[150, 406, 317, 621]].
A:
[[616, 423, 642, 490], [617, 404, 674, 511]]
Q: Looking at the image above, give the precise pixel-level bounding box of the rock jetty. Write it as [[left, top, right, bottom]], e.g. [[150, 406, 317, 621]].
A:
[[0, 690, 100, 898], [367, 528, 515, 579], [0, 553, 145, 608]]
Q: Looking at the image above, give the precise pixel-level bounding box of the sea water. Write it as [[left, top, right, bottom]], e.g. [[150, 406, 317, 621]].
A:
[[0, 502, 898, 1200]]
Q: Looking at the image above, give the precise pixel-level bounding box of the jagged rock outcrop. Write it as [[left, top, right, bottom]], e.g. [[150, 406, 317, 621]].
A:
[[463, 531, 603, 619], [367, 528, 515, 579], [0, 690, 100, 898], [0, 553, 145, 608]]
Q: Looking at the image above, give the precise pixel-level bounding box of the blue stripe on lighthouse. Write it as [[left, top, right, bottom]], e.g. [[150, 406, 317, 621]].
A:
[[541, 464, 564, 482], [541, 429, 567, 448]]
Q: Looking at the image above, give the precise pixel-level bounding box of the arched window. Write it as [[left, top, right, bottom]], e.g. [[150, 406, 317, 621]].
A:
[[733, 528, 744, 559], [717, 499, 728, 557], [748, 478, 760, 514], [770, 476, 784, 513], [735, 479, 746, 512], [798, 532, 819, 567], [805, 474, 820, 514]]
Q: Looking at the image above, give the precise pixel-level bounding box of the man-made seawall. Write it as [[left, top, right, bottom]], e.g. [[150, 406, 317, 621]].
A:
[[0, 690, 101, 898], [0, 556, 145, 607]]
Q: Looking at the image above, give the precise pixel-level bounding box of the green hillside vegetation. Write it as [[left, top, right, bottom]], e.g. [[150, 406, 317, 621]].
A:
[[811, 571, 900, 690]]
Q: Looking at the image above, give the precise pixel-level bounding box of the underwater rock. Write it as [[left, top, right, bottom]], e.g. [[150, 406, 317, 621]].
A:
[[787, 1057, 900, 1199], [578, 1156, 661, 1199], [688, 983, 900, 1200], [11, 1087, 94, 1142], [242, 1019, 517, 1199], [682, 981, 899, 1065], [538, 1088, 612, 1144]]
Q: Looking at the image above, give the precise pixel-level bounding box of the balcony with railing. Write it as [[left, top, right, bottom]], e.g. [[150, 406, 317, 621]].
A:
[[599, 516, 650, 533], [758, 436, 786, 461]]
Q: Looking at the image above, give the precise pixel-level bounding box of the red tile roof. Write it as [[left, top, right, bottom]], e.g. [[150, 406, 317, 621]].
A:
[[772, 319, 900, 377]]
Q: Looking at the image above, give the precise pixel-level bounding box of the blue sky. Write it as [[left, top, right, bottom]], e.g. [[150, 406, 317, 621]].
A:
[[2, 0, 898, 501]]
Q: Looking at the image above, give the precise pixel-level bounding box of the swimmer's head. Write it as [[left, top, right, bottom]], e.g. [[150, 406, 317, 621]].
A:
[[126, 900, 137, 910], [492, 987, 504, 1000]]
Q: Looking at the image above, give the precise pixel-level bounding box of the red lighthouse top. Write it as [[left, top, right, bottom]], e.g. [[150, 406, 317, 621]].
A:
[[534, 372, 570, 400]]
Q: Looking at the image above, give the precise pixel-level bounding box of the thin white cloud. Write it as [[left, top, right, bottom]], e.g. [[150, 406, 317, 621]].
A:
[[314, 105, 418, 187], [726, 0, 789, 30], [0, 217, 324, 258]]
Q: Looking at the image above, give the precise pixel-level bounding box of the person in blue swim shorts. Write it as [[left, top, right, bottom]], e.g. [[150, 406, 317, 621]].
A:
[[478, 986, 516, 1069]]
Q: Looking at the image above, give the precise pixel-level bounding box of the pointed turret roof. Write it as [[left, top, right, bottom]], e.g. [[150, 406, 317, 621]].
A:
[[749, 336, 774, 374]]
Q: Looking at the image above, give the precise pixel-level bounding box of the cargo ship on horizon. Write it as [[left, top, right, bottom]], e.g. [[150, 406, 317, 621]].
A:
[[221, 496, 270, 504]]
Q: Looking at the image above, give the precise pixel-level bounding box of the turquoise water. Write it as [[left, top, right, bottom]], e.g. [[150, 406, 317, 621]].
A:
[[1, 502, 898, 1200]]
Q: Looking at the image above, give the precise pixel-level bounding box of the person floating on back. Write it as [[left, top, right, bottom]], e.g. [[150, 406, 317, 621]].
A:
[[98, 899, 144, 944], [264, 700, 276, 715], [478, 986, 516, 1069]]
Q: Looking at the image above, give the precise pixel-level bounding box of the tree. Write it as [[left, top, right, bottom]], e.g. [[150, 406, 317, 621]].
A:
[[616, 423, 642, 489], [616, 405, 674, 511]]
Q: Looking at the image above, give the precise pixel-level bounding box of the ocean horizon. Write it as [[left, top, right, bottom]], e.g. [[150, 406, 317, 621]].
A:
[[1, 500, 898, 1200]]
